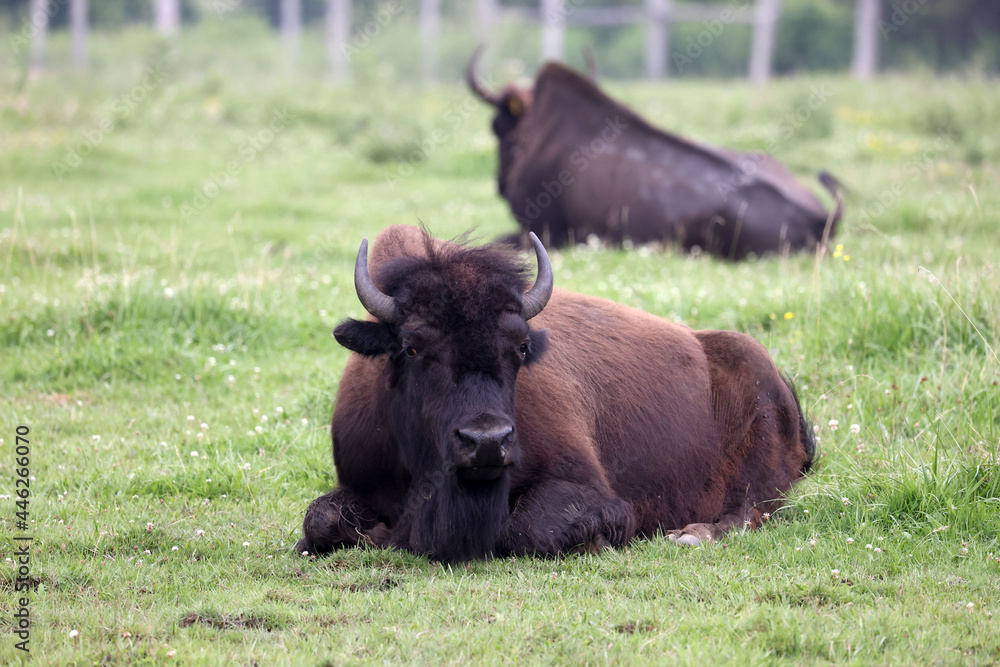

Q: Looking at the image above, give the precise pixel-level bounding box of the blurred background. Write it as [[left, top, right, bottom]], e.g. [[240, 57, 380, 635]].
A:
[[2, 0, 999, 83], [2, 6, 998, 663]]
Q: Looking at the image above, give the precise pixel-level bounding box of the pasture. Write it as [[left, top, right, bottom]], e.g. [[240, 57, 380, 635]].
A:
[[2, 24, 999, 665]]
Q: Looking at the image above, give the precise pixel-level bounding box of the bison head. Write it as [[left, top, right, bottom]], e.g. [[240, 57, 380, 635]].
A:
[[332, 230, 552, 560], [466, 47, 535, 199]]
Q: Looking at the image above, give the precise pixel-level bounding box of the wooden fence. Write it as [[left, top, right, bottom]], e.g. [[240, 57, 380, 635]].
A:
[[24, 0, 884, 82], [468, 0, 780, 83]]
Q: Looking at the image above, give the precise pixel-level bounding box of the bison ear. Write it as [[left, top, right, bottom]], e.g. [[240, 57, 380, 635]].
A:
[[524, 329, 548, 366], [507, 95, 523, 118], [333, 319, 396, 357]]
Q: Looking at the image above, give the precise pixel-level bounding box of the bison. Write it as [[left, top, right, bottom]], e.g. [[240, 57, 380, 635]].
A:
[[296, 225, 815, 562], [467, 48, 844, 260]]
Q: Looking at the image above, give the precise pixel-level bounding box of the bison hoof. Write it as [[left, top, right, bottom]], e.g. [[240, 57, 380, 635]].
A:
[[293, 538, 314, 556], [666, 523, 716, 547], [674, 534, 702, 547], [361, 522, 392, 547], [574, 533, 611, 555]]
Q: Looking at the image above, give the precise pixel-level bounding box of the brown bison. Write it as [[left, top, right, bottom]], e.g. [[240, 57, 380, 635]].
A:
[[467, 49, 844, 260], [296, 227, 814, 561], [297, 226, 814, 561]]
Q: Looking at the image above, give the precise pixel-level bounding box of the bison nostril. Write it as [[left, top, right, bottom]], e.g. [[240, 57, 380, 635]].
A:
[[456, 426, 514, 452]]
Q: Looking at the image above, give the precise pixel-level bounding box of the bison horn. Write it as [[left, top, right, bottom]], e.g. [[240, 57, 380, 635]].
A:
[[521, 232, 553, 320], [354, 237, 400, 324], [466, 45, 502, 106]]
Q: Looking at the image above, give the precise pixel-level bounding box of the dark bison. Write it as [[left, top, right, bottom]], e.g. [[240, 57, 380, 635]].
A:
[[467, 49, 844, 259], [296, 225, 814, 561]]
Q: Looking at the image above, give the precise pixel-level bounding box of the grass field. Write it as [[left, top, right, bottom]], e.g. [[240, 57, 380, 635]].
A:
[[1, 23, 999, 665]]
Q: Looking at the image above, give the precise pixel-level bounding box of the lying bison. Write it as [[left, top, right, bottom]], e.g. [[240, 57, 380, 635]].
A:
[[467, 48, 844, 259], [296, 226, 814, 561]]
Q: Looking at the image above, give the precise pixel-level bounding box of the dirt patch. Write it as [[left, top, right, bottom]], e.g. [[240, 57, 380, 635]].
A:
[[38, 393, 72, 406], [615, 620, 657, 634], [0, 574, 47, 592], [759, 582, 854, 607], [337, 576, 398, 593], [180, 612, 282, 632], [264, 589, 309, 606], [316, 614, 373, 627]]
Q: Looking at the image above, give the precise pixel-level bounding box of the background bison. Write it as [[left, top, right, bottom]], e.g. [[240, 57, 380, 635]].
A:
[[468, 49, 844, 259], [297, 226, 815, 561]]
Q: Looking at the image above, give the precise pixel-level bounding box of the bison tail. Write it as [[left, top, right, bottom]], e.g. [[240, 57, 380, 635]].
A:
[[783, 375, 817, 475], [817, 171, 845, 245]]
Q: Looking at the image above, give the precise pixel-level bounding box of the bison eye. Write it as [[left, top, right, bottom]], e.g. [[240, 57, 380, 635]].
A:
[[517, 342, 530, 358], [404, 346, 418, 358]]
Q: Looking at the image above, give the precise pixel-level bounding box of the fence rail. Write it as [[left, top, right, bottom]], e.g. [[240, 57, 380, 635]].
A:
[[24, 0, 885, 83]]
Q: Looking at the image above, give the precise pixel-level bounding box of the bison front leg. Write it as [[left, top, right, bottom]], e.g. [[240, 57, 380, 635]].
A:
[[498, 479, 637, 557], [295, 487, 390, 556]]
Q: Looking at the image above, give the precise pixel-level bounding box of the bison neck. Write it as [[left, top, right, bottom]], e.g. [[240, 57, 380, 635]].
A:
[[393, 471, 510, 562]]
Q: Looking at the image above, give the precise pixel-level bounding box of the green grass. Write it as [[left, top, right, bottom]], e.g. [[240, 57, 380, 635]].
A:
[[1, 23, 999, 665]]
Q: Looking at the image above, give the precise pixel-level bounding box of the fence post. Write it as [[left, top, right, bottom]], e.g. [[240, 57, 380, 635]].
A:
[[280, 0, 302, 67], [540, 0, 565, 62], [748, 0, 779, 83], [420, 0, 440, 82], [851, 0, 880, 79], [154, 0, 181, 36], [70, 0, 88, 70], [29, 0, 49, 70], [645, 0, 671, 79], [326, 0, 351, 81]]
